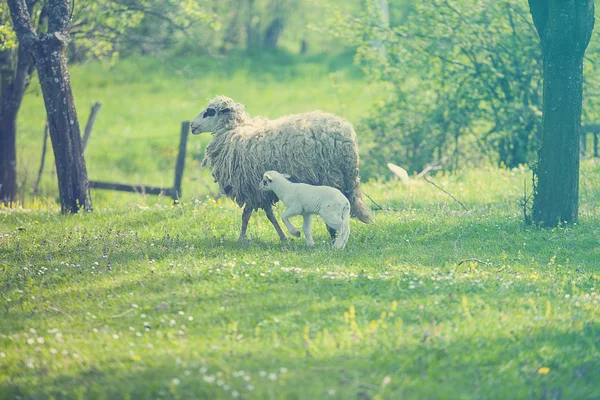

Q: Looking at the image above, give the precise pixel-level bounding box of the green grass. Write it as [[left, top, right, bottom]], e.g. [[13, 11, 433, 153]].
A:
[[2, 164, 600, 399], [7, 45, 600, 399]]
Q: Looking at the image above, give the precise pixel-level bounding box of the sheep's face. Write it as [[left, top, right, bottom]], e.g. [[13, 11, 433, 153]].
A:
[[259, 173, 274, 191], [190, 106, 230, 135]]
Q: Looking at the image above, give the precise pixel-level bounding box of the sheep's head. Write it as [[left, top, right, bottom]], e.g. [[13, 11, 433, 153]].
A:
[[190, 96, 246, 134]]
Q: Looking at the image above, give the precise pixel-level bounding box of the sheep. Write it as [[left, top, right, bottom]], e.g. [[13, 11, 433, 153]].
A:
[[259, 171, 351, 249], [190, 95, 372, 242]]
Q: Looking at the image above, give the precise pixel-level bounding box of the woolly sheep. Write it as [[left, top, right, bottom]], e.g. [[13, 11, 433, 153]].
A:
[[259, 171, 351, 249], [190, 95, 371, 242]]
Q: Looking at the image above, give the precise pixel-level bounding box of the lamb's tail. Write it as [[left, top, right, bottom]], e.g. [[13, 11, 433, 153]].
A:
[[348, 183, 373, 224], [333, 203, 351, 250]]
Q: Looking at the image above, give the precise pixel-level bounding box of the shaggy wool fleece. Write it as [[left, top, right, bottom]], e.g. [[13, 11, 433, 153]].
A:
[[200, 96, 372, 224]]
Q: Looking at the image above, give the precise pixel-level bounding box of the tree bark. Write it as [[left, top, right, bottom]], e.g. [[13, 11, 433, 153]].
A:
[[0, 43, 33, 205], [528, 0, 595, 227], [7, 0, 92, 213], [0, 99, 17, 205]]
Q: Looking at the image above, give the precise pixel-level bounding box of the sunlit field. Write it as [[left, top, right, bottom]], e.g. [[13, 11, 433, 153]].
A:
[[2, 161, 600, 399], [3, 7, 600, 394]]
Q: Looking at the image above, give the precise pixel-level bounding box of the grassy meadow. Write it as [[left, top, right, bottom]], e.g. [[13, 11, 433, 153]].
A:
[[2, 50, 600, 399], [2, 164, 600, 399]]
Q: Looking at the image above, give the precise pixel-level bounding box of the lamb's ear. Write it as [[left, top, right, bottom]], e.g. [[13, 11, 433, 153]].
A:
[[282, 174, 291, 179]]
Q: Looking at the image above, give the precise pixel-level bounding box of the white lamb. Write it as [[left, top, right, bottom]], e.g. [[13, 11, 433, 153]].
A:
[[259, 171, 351, 250]]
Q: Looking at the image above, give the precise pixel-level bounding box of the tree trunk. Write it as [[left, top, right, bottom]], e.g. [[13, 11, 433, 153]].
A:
[[220, 0, 243, 54], [0, 44, 33, 205], [36, 37, 91, 212], [8, 0, 92, 213], [369, 0, 389, 58], [245, 0, 258, 51], [528, 0, 595, 227], [534, 55, 583, 226], [263, 17, 283, 49], [0, 96, 17, 205]]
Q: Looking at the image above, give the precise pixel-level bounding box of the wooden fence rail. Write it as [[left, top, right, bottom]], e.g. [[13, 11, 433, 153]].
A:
[[89, 121, 190, 202]]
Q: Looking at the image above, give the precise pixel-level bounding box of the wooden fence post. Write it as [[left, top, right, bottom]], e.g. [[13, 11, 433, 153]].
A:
[[82, 102, 102, 153], [172, 121, 190, 202], [581, 124, 600, 159]]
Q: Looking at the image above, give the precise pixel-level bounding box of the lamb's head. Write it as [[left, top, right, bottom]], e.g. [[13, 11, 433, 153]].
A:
[[259, 171, 290, 191], [190, 95, 247, 135]]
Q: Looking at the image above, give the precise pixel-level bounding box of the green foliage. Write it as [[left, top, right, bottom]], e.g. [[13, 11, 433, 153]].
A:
[[69, 0, 219, 61], [335, 0, 599, 176], [1, 165, 600, 399], [582, 29, 600, 125], [0, 1, 16, 52]]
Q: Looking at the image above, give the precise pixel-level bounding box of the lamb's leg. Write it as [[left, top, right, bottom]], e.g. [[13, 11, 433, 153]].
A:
[[302, 214, 314, 247], [238, 205, 252, 242], [264, 204, 287, 242], [281, 207, 301, 237]]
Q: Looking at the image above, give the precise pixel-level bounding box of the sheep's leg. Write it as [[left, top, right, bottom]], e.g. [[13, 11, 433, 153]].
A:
[[326, 226, 337, 244], [281, 207, 302, 237], [302, 214, 314, 248], [322, 210, 349, 250], [264, 204, 287, 242], [238, 206, 253, 242]]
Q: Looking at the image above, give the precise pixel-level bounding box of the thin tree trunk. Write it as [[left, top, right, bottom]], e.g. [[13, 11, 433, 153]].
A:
[[32, 123, 49, 197], [0, 44, 33, 205], [245, 0, 258, 51], [529, 0, 595, 227], [373, 0, 389, 57], [0, 107, 17, 205], [220, 0, 243, 53]]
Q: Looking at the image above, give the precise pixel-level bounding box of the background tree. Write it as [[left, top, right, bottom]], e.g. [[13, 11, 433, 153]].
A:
[[0, 0, 142, 206], [1, 0, 214, 206], [7, 0, 91, 212], [529, 0, 595, 227], [338, 0, 547, 175]]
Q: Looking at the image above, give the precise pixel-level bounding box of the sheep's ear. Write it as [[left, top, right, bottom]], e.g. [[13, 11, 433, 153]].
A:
[[282, 174, 291, 179], [219, 108, 231, 114]]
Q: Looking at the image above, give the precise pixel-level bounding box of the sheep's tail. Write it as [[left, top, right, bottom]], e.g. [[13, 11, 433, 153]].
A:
[[333, 203, 351, 250], [348, 183, 373, 224], [339, 138, 372, 224]]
